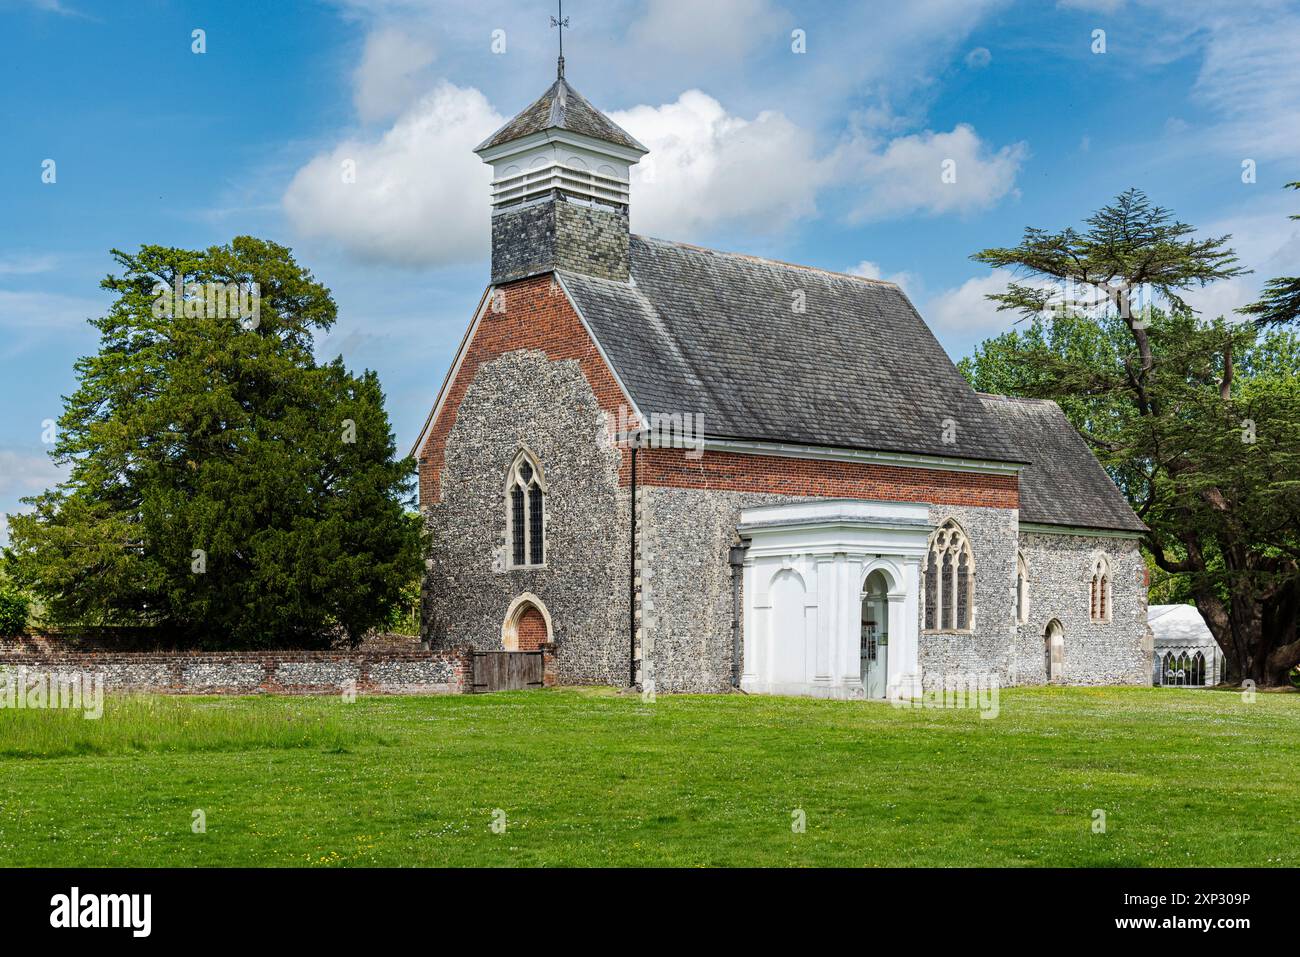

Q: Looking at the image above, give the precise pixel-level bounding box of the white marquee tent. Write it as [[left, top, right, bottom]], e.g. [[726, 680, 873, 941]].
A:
[[1149, 604, 1224, 687]]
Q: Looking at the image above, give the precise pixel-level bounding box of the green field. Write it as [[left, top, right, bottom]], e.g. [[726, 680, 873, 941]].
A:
[[0, 686, 1294, 867]]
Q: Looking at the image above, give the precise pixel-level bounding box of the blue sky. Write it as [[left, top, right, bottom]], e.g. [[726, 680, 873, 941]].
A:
[[3, 0, 1299, 540]]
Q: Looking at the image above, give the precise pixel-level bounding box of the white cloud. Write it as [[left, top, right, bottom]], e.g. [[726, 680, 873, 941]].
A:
[[23, 0, 93, 18], [284, 9, 1029, 265], [614, 91, 826, 237], [1187, 6, 1300, 162], [0, 253, 58, 276], [0, 290, 101, 358], [1181, 279, 1257, 323], [284, 75, 1027, 263], [0, 449, 66, 501], [1057, 0, 1126, 11], [926, 269, 1025, 335], [1076, 2, 1300, 165], [838, 124, 1027, 221], [282, 81, 502, 267], [965, 47, 992, 68], [846, 260, 918, 297], [353, 27, 437, 124], [1181, 202, 1300, 319], [628, 0, 783, 60]]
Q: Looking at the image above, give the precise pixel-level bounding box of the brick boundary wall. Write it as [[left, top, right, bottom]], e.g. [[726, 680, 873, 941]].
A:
[[0, 647, 475, 695]]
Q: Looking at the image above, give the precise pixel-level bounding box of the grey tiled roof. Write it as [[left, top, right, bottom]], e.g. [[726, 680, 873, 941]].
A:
[[476, 79, 647, 153], [561, 235, 1027, 464], [977, 394, 1147, 532]]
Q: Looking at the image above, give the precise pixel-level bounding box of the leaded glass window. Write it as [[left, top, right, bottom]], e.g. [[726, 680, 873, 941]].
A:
[[506, 451, 545, 568], [511, 486, 525, 565], [924, 551, 937, 630], [922, 520, 975, 633], [528, 485, 543, 565], [956, 549, 970, 630]]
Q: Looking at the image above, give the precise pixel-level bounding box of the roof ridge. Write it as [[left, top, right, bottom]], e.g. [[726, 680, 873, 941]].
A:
[[976, 392, 1059, 407], [547, 77, 566, 127], [631, 234, 901, 287], [554, 268, 639, 290]]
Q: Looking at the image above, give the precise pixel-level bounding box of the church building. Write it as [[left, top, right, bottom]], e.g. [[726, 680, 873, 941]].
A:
[[413, 64, 1151, 698]]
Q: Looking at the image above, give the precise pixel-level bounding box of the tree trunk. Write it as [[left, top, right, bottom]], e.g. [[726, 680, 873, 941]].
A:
[[1198, 579, 1300, 686]]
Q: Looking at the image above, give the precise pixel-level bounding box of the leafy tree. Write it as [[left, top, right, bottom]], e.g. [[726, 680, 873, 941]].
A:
[[961, 190, 1300, 685], [0, 586, 30, 636], [3, 238, 421, 648]]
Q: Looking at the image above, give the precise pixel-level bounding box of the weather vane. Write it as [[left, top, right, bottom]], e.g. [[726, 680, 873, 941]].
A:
[[550, 0, 569, 79]]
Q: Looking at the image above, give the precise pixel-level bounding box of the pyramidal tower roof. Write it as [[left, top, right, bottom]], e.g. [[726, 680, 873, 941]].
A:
[[475, 76, 647, 154]]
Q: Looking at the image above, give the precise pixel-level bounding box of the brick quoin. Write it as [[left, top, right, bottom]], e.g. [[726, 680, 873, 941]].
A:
[[418, 273, 1019, 511]]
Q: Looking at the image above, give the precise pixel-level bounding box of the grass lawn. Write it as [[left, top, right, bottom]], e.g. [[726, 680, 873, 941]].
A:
[[0, 686, 1294, 867]]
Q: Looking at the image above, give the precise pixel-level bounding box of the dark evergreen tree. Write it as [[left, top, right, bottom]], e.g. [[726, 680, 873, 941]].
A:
[[4, 238, 421, 648]]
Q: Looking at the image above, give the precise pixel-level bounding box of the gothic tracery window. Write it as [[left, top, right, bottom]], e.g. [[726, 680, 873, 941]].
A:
[[506, 451, 545, 567], [1090, 555, 1111, 622], [923, 520, 975, 632]]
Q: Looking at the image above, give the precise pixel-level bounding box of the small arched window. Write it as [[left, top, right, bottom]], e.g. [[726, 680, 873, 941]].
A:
[[923, 520, 975, 632], [1090, 555, 1111, 622], [1015, 552, 1030, 625], [506, 451, 545, 567]]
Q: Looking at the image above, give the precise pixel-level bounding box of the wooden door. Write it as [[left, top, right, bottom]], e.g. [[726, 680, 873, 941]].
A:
[[471, 651, 544, 692]]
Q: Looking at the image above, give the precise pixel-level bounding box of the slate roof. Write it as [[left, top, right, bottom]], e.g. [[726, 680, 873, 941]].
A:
[[976, 393, 1147, 532], [476, 78, 647, 153], [561, 235, 1026, 465]]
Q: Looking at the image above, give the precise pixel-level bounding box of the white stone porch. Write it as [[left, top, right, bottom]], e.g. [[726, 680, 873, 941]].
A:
[[736, 499, 930, 700]]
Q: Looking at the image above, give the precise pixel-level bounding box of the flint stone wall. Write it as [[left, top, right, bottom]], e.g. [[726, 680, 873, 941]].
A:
[[1014, 531, 1149, 685], [0, 649, 471, 695]]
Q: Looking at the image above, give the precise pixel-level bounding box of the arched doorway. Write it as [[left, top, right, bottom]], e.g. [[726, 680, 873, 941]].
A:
[[1044, 619, 1064, 683], [502, 593, 553, 651], [861, 570, 891, 699]]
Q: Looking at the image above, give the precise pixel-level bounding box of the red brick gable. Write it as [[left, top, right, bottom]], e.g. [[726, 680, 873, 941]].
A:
[[417, 273, 1018, 511], [417, 274, 635, 505]]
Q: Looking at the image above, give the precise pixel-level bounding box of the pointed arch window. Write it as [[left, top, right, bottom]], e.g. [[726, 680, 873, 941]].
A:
[[506, 451, 546, 568], [923, 520, 975, 632], [1015, 552, 1030, 625], [1161, 650, 1207, 687], [1090, 555, 1111, 622]]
